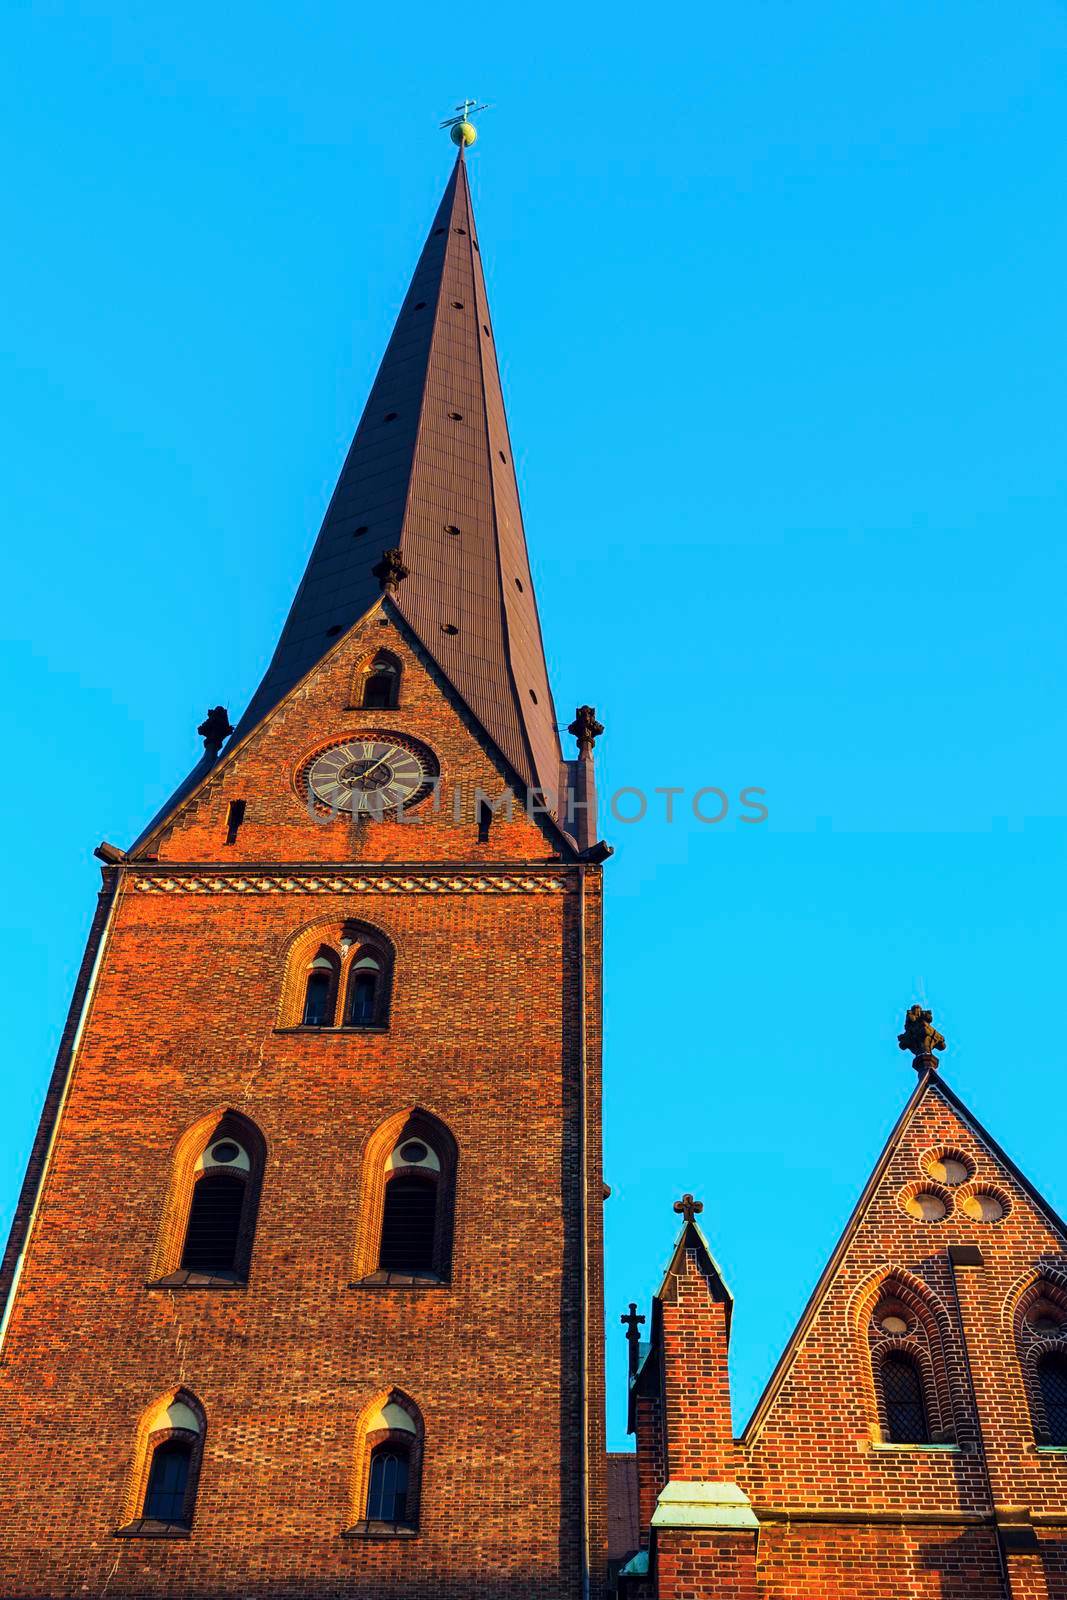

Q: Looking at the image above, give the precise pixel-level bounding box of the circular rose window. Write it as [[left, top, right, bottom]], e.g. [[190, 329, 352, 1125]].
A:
[[209, 1140, 241, 1164]]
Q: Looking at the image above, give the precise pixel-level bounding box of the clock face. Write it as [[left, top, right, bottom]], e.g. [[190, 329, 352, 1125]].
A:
[[306, 737, 435, 815]]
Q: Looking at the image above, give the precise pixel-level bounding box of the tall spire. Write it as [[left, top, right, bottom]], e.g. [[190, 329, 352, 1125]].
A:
[[231, 150, 562, 803]]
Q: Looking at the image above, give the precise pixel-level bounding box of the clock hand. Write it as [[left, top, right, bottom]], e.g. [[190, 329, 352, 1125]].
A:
[[358, 745, 399, 783]]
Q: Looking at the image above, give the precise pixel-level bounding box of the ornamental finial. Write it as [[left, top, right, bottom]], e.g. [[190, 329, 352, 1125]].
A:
[[673, 1193, 704, 1226], [898, 1004, 947, 1071], [372, 547, 409, 595], [197, 706, 233, 757], [568, 705, 604, 756], [440, 97, 491, 148]]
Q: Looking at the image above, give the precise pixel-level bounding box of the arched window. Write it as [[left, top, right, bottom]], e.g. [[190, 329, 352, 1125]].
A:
[[117, 1393, 206, 1538], [352, 1111, 457, 1287], [861, 1273, 957, 1447], [144, 1439, 193, 1522], [181, 1167, 245, 1274], [302, 948, 339, 1027], [380, 1174, 437, 1272], [1011, 1273, 1067, 1444], [367, 1442, 410, 1523], [346, 1390, 423, 1536], [881, 1353, 930, 1444], [360, 651, 401, 710], [150, 1115, 266, 1289], [1039, 1353, 1067, 1446], [280, 922, 394, 1032], [343, 943, 391, 1028]]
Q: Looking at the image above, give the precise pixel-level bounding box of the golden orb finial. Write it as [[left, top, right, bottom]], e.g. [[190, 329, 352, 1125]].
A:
[[440, 98, 490, 150]]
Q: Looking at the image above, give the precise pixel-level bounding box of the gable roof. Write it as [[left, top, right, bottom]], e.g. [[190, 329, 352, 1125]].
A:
[[741, 1068, 1067, 1443], [128, 593, 578, 859]]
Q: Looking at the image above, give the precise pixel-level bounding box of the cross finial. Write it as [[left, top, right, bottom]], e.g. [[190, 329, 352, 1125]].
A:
[[440, 98, 491, 149], [621, 1302, 646, 1377], [673, 1193, 703, 1225]]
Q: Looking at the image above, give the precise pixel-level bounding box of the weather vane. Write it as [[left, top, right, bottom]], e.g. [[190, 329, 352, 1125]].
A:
[[440, 98, 491, 148]]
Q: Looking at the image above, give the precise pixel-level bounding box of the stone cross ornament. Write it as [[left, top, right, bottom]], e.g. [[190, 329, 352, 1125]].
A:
[[673, 1193, 704, 1225], [898, 1005, 947, 1070]]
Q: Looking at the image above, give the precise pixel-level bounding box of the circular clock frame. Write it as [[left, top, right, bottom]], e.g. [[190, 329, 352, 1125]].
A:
[[298, 732, 439, 818]]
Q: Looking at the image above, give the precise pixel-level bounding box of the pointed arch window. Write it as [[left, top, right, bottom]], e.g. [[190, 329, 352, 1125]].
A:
[[881, 1352, 930, 1444], [144, 1439, 193, 1523], [367, 1443, 410, 1523], [117, 1394, 205, 1539], [302, 948, 339, 1027], [150, 1115, 266, 1289], [360, 651, 401, 710], [343, 943, 392, 1028], [345, 1391, 424, 1538], [1039, 1353, 1067, 1446], [352, 1112, 457, 1287]]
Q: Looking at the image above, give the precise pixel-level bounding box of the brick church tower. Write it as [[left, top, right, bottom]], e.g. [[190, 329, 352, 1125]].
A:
[[0, 141, 609, 1598]]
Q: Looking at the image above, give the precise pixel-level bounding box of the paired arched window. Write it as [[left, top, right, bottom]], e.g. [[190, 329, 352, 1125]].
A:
[[285, 922, 394, 1031], [862, 1274, 956, 1447], [356, 650, 401, 710], [117, 1393, 206, 1538], [151, 1114, 266, 1288], [352, 1110, 458, 1286], [1014, 1274, 1067, 1445], [347, 1391, 424, 1535], [1039, 1353, 1067, 1446]]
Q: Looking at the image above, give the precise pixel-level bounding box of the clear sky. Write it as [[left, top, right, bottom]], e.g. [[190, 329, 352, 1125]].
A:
[[3, 1, 1066, 1451]]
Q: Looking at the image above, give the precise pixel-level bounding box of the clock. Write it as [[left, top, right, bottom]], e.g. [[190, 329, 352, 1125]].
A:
[[304, 735, 437, 816]]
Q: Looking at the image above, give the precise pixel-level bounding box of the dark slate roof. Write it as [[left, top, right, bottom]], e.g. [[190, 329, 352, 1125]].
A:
[[229, 149, 562, 803]]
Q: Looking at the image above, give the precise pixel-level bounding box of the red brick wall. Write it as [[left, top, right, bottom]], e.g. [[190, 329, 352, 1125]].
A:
[[625, 1081, 1067, 1597], [0, 610, 606, 1598]]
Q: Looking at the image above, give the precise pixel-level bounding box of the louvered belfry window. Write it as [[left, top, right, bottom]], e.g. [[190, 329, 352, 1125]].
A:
[[882, 1353, 930, 1444], [143, 1439, 193, 1524], [366, 1444, 410, 1523], [379, 1175, 437, 1273], [1039, 1353, 1067, 1445], [180, 1173, 245, 1275]]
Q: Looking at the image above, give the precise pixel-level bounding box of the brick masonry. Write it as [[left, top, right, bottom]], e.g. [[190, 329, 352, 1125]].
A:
[[0, 608, 607, 1598], [620, 1075, 1067, 1598]]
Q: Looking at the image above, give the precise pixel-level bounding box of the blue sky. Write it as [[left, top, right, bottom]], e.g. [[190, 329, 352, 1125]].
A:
[[3, 1, 1066, 1449]]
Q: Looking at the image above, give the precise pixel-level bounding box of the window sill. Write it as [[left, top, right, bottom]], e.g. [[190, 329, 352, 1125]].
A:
[[349, 1272, 449, 1290], [1036, 1445, 1067, 1455], [147, 1272, 248, 1291], [115, 1520, 191, 1540], [871, 1442, 961, 1454], [274, 1026, 390, 1036], [343, 1521, 419, 1540]]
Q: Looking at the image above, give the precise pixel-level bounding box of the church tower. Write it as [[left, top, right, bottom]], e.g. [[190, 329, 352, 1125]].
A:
[[0, 136, 608, 1599]]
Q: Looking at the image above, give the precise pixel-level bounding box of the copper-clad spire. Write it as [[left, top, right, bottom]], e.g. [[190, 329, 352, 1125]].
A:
[[231, 151, 561, 802]]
